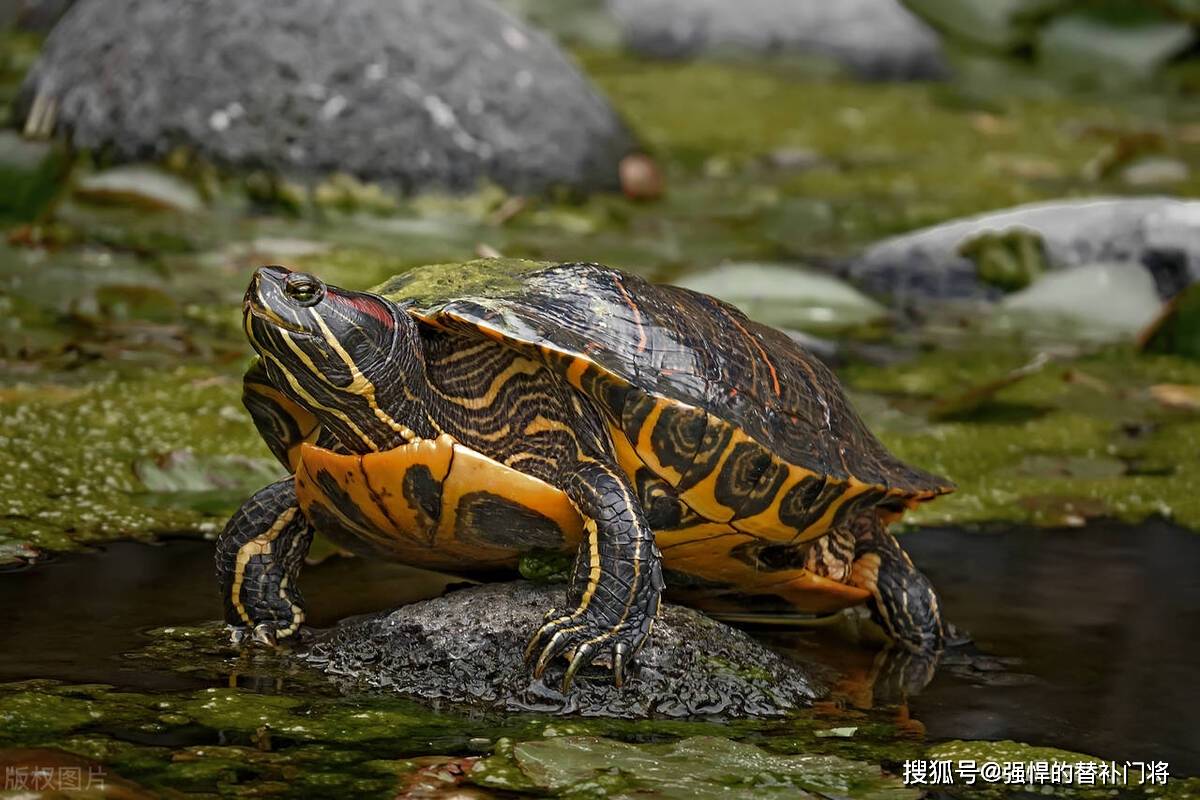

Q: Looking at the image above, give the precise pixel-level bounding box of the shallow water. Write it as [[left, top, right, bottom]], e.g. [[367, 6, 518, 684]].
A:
[[0, 539, 454, 689], [0, 521, 1195, 777], [908, 521, 1200, 775]]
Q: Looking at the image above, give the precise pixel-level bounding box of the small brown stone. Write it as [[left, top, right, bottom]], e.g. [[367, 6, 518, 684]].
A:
[[619, 153, 665, 201]]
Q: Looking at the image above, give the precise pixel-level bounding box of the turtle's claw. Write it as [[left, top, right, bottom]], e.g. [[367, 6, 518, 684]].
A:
[[612, 642, 630, 688], [227, 623, 287, 649], [562, 642, 596, 693], [252, 623, 279, 647], [529, 624, 573, 677], [227, 624, 248, 646], [525, 610, 651, 691]]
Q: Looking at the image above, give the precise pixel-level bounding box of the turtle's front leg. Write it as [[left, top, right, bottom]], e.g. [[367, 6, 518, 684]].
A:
[[215, 478, 314, 646], [526, 461, 665, 691]]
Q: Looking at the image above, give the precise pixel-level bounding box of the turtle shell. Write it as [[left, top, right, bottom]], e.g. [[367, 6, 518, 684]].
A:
[[374, 259, 952, 549]]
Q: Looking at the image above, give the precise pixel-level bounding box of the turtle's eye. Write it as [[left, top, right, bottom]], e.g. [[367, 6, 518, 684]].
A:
[[284, 273, 325, 306]]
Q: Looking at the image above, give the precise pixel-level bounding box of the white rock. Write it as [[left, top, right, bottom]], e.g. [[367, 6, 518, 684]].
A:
[[1000, 262, 1163, 336], [676, 262, 887, 331]]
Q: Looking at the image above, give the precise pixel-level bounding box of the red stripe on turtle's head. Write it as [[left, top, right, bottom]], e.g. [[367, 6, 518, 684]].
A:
[[328, 292, 396, 329]]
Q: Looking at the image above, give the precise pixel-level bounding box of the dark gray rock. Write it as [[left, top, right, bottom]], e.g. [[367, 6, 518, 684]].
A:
[[17, 0, 635, 194], [297, 581, 823, 718], [844, 197, 1200, 305], [608, 0, 947, 80]]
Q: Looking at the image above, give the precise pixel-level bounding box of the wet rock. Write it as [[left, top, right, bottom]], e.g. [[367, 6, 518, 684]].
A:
[[474, 735, 920, 798], [903, 0, 1082, 52], [75, 166, 203, 213], [1000, 262, 1164, 337], [608, 0, 947, 80], [845, 197, 1200, 305], [18, 0, 635, 195], [675, 262, 887, 332], [1038, 12, 1194, 88], [297, 581, 823, 718]]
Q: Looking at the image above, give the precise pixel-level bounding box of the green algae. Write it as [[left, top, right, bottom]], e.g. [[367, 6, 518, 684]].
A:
[[581, 53, 1200, 244], [0, 132, 71, 222], [372, 257, 551, 306], [845, 343, 1200, 528], [475, 734, 919, 799], [0, 366, 275, 562], [959, 228, 1050, 292], [519, 549, 575, 584]]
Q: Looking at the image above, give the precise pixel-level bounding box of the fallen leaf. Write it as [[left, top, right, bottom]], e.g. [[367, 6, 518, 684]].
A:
[[1149, 383, 1200, 410]]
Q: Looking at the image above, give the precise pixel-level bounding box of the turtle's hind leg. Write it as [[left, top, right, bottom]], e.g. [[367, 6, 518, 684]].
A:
[[215, 478, 314, 645], [848, 512, 944, 653]]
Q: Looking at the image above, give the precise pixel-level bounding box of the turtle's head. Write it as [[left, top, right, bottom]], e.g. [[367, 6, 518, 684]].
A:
[[243, 265, 429, 451]]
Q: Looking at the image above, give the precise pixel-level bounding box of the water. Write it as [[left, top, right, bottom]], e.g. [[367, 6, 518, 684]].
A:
[[0, 522, 1196, 775], [907, 521, 1200, 774], [0, 538, 454, 689]]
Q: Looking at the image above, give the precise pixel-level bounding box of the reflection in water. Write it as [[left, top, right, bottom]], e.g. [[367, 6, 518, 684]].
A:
[[720, 521, 1200, 775], [902, 522, 1198, 774], [0, 539, 454, 689], [0, 521, 1197, 774]]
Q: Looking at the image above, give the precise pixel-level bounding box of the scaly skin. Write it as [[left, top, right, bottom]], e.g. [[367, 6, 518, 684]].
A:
[[216, 479, 313, 645], [525, 461, 665, 689]]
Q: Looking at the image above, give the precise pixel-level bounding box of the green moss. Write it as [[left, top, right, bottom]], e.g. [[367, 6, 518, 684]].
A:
[[519, 549, 574, 584], [312, 173, 400, 215], [582, 53, 1200, 244], [930, 739, 1100, 764], [0, 366, 271, 561], [959, 229, 1049, 292], [844, 345, 1200, 528], [475, 734, 920, 799], [3, 673, 1172, 798], [372, 258, 551, 306]]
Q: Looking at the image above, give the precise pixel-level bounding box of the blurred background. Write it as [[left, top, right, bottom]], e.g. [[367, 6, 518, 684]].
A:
[[0, 0, 1198, 796]]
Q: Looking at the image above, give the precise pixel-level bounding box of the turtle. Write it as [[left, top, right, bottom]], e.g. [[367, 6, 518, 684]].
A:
[[218, 258, 954, 690]]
